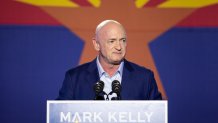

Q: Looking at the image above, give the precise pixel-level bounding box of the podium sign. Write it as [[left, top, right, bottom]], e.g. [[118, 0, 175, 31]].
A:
[[47, 101, 167, 123]]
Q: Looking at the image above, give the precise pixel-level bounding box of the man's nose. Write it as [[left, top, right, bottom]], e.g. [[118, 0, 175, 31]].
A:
[[115, 41, 122, 50]]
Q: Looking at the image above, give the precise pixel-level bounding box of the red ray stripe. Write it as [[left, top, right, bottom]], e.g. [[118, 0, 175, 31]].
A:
[[143, 0, 166, 7], [177, 4, 218, 27], [0, 1, 60, 25], [71, 0, 92, 7]]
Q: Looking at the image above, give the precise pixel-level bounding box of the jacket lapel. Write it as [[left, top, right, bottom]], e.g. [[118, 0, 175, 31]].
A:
[[121, 59, 134, 100], [86, 58, 100, 87]]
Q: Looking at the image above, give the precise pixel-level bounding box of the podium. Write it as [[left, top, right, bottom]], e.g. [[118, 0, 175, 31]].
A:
[[47, 101, 167, 123]]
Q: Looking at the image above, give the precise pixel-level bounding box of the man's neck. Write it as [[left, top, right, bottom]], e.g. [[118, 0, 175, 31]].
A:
[[99, 58, 120, 77], [103, 64, 119, 77]]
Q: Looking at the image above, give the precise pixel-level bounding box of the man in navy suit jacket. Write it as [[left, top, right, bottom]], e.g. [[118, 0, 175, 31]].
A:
[[57, 20, 162, 100]]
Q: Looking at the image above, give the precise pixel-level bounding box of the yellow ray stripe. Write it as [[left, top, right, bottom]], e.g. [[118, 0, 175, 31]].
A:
[[135, 0, 150, 8], [88, 0, 101, 8], [158, 0, 218, 8], [16, 0, 79, 7]]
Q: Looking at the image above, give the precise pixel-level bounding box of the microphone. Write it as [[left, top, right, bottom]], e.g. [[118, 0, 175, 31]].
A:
[[93, 81, 105, 100], [111, 80, 122, 100]]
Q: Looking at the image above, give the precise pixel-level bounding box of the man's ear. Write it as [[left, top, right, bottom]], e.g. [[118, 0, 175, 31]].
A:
[[92, 38, 100, 51]]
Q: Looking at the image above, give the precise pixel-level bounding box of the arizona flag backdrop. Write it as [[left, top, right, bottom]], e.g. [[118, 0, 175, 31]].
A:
[[0, 0, 218, 123]]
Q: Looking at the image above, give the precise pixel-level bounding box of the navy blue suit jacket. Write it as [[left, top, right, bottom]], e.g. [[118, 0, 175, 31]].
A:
[[57, 59, 162, 100]]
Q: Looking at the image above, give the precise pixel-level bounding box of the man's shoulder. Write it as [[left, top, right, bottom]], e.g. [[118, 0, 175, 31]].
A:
[[66, 60, 95, 75], [125, 60, 153, 74]]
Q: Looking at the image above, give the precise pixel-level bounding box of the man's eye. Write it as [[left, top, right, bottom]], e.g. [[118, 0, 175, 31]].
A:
[[109, 40, 114, 43], [121, 39, 126, 43]]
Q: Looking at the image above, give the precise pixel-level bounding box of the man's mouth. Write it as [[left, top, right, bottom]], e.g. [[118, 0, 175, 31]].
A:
[[113, 52, 122, 54]]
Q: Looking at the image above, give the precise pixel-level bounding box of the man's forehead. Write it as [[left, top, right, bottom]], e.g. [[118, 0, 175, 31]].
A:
[[101, 24, 126, 35]]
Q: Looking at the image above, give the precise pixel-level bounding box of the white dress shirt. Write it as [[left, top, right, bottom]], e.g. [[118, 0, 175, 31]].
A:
[[96, 57, 124, 100]]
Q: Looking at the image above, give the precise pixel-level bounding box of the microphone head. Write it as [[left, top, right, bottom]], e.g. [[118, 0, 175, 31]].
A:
[[94, 81, 104, 94], [95, 95, 105, 100], [112, 80, 121, 94]]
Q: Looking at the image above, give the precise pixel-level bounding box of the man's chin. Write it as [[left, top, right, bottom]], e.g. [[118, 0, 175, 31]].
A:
[[111, 59, 124, 65]]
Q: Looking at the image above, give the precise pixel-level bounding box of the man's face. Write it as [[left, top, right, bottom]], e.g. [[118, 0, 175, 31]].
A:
[[95, 23, 127, 65]]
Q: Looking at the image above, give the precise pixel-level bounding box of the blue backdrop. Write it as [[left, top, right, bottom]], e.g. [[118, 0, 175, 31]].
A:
[[0, 25, 83, 122], [150, 28, 218, 123]]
